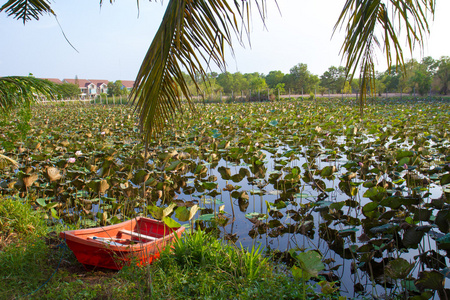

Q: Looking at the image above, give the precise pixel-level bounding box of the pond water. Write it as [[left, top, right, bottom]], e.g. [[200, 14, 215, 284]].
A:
[[171, 145, 446, 298], [2, 100, 449, 298]]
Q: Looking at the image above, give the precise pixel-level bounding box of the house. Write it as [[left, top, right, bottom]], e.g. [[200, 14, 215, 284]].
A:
[[62, 79, 109, 98], [88, 80, 109, 95], [42, 78, 63, 84], [121, 80, 135, 92], [40, 78, 134, 98], [63, 79, 92, 98]]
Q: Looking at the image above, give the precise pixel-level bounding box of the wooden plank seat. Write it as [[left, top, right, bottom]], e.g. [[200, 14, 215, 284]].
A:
[[119, 229, 158, 241]]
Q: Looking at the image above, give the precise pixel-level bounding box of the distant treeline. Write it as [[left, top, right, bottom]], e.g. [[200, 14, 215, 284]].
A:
[[58, 56, 449, 100], [182, 56, 449, 97]]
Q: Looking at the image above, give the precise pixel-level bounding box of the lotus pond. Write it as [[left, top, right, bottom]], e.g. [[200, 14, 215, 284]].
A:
[[1, 97, 450, 298]]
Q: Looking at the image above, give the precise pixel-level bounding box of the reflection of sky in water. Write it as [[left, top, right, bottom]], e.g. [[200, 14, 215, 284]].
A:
[[173, 141, 447, 298]]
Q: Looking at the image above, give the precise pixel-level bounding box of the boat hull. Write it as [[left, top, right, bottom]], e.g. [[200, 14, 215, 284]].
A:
[[60, 217, 184, 270]]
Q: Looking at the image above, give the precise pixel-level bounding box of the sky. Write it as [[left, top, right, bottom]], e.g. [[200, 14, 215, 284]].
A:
[[1, 0, 449, 81]]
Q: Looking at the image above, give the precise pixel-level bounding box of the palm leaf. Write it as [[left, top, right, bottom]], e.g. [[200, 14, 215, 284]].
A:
[[130, 0, 245, 144], [0, 76, 61, 113], [0, 0, 55, 23], [334, 0, 436, 115]]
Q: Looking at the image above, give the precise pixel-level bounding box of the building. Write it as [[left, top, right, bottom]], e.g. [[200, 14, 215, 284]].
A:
[[121, 80, 135, 92], [42, 78, 63, 84], [62, 79, 110, 98], [40, 78, 135, 98], [88, 80, 109, 95]]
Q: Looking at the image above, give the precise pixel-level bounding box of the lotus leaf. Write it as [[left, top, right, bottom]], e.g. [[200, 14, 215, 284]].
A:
[[21, 173, 39, 188], [197, 213, 215, 221], [363, 186, 386, 201], [175, 205, 199, 222], [245, 212, 268, 221], [88, 179, 110, 194], [403, 227, 425, 249], [415, 271, 445, 292], [45, 167, 61, 182], [201, 182, 218, 190], [162, 216, 181, 228], [148, 203, 176, 220], [385, 258, 414, 279], [290, 250, 325, 281], [441, 174, 450, 186]]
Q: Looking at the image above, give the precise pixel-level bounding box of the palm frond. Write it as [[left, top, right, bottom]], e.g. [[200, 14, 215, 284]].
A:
[[1, 0, 55, 23], [0, 76, 61, 113], [130, 0, 244, 144], [334, 0, 435, 115]]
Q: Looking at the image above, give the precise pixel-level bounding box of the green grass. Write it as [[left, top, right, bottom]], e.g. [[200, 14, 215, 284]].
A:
[[0, 195, 343, 299], [0, 196, 47, 238], [0, 196, 55, 298]]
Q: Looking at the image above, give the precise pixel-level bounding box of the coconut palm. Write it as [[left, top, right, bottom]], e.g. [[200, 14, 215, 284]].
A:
[[334, 0, 436, 116], [1, 0, 437, 137], [0, 76, 60, 113], [0, 0, 60, 113], [0, 75, 60, 168]]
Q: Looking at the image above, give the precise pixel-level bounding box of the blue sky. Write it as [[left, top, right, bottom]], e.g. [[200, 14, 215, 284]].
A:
[[1, 0, 449, 81]]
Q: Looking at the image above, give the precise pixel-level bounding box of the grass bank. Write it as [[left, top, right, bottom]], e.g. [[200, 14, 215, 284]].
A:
[[0, 195, 345, 300]]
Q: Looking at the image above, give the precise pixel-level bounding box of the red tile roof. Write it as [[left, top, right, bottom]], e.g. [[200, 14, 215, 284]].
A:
[[121, 80, 135, 89], [51, 78, 133, 88], [88, 79, 109, 87], [63, 79, 92, 88], [41, 78, 63, 84]]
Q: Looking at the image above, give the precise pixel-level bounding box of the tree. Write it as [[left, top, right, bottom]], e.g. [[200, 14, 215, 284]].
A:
[[59, 82, 80, 98], [107, 80, 128, 97], [275, 83, 285, 94], [379, 65, 402, 93], [350, 78, 360, 95], [245, 73, 267, 91], [320, 66, 346, 94], [374, 74, 386, 96], [197, 73, 222, 95], [343, 81, 352, 94], [287, 63, 318, 94], [216, 72, 234, 94], [409, 57, 435, 95], [265, 70, 285, 89], [435, 56, 450, 95], [1, 0, 437, 138], [0, 75, 60, 166]]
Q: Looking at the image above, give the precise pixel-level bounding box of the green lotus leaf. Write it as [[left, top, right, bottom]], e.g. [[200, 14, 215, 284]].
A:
[[165, 160, 184, 171], [320, 166, 336, 177], [403, 227, 424, 249], [441, 174, 450, 186], [162, 216, 181, 228], [290, 250, 325, 281], [147, 203, 176, 220], [268, 120, 278, 127], [197, 213, 215, 221], [415, 271, 444, 291], [201, 182, 218, 190], [338, 227, 358, 237], [385, 258, 414, 279], [362, 202, 378, 213], [363, 186, 386, 201], [245, 212, 268, 220], [369, 223, 395, 234]]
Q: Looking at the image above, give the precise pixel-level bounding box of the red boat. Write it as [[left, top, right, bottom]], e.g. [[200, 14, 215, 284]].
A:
[[60, 217, 185, 270]]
